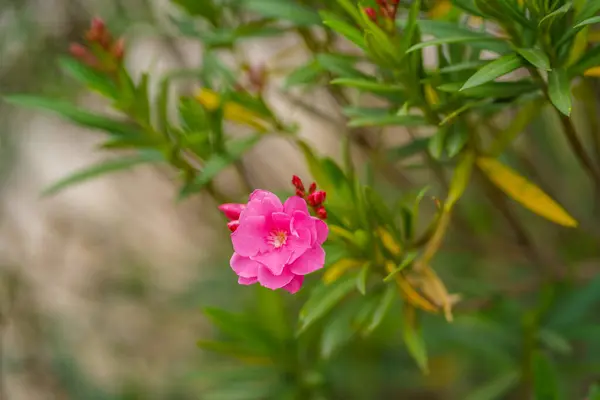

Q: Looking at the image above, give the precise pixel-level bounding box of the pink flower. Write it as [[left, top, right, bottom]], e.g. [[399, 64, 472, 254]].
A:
[[226, 190, 328, 294]]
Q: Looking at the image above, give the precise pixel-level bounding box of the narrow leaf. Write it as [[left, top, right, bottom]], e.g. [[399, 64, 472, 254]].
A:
[[477, 157, 578, 227], [548, 68, 572, 116], [573, 15, 600, 29], [244, 0, 321, 26], [364, 285, 396, 335], [533, 352, 559, 400], [356, 263, 370, 295], [349, 114, 427, 128], [516, 48, 551, 70], [42, 152, 164, 196], [461, 54, 524, 90], [383, 251, 419, 282], [299, 276, 356, 333], [407, 36, 501, 52], [330, 78, 404, 93], [402, 305, 429, 374]]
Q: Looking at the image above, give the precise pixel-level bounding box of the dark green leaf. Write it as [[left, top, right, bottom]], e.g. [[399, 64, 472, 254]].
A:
[[548, 68, 572, 116], [461, 54, 524, 90], [402, 307, 429, 374], [569, 44, 600, 75], [42, 151, 164, 196], [438, 81, 538, 98], [533, 352, 559, 400], [428, 126, 448, 159], [516, 48, 551, 70], [316, 53, 366, 78], [3, 95, 144, 137], [573, 15, 600, 29], [285, 61, 324, 88], [446, 121, 470, 157], [538, 3, 571, 27], [203, 308, 271, 353], [320, 298, 362, 358], [388, 137, 430, 160], [546, 274, 600, 329], [244, 0, 320, 26], [299, 276, 356, 333], [363, 285, 396, 335], [180, 135, 260, 197], [464, 370, 520, 400]]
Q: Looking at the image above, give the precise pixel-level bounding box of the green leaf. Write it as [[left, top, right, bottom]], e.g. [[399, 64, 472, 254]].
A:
[[383, 251, 419, 282], [461, 54, 524, 90], [546, 274, 600, 329], [58, 57, 119, 98], [172, 0, 220, 25], [3, 95, 144, 138], [446, 121, 469, 157], [320, 298, 362, 359], [438, 61, 487, 74], [407, 36, 502, 53], [533, 352, 559, 400], [516, 48, 551, 70], [587, 384, 600, 400], [42, 151, 164, 196], [416, 20, 511, 54], [363, 285, 396, 335], [320, 11, 365, 48], [573, 15, 600, 29], [538, 2, 572, 27], [428, 126, 448, 159], [348, 114, 428, 128], [243, 0, 320, 26], [446, 151, 475, 209], [547, 68, 572, 116], [284, 60, 324, 88], [488, 96, 545, 155], [465, 370, 520, 400], [402, 306, 429, 374], [356, 263, 370, 295], [316, 53, 365, 78], [569, 45, 600, 76], [299, 276, 356, 334], [388, 137, 430, 160], [202, 308, 272, 354], [335, 0, 364, 25], [331, 78, 404, 93], [438, 81, 538, 98], [180, 135, 260, 197], [538, 329, 573, 355]]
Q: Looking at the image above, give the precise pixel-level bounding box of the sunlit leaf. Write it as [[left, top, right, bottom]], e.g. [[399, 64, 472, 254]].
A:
[[476, 157, 578, 227]]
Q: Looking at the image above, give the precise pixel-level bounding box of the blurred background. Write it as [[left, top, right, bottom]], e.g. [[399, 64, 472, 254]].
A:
[[2, 0, 600, 399]]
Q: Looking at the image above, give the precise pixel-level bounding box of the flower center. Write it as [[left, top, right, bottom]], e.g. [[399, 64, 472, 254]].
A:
[[268, 230, 287, 248]]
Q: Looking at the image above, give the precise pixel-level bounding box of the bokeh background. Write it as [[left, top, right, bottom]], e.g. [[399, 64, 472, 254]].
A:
[[2, 0, 600, 399]]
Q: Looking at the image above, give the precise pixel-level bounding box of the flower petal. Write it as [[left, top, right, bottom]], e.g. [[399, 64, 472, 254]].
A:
[[238, 276, 258, 285], [232, 215, 268, 257], [287, 227, 312, 263], [269, 212, 291, 232], [252, 248, 293, 275], [257, 266, 294, 289], [230, 253, 260, 278], [218, 203, 245, 221], [289, 245, 326, 275], [314, 218, 329, 245], [284, 196, 309, 215], [244, 190, 283, 217], [291, 210, 316, 241], [282, 275, 304, 294]]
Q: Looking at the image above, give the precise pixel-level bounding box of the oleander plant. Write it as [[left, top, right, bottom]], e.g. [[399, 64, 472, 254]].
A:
[[6, 0, 600, 398]]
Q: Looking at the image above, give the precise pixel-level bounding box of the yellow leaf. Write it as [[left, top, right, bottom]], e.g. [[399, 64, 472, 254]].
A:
[[477, 157, 578, 227], [428, 0, 452, 19], [567, 27, 590, 67], [584, 66, 600, 77], [195, 88, 269, 131], [385, 262, 439, 314], [323, 258, 363, 285], [377, 228, 402, 256], [424, 84, 440, 106], [589, 31, 600, 43]]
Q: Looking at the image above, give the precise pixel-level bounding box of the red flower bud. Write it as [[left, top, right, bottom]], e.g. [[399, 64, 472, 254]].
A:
[[218, 203, 245, 221], [227, 220, 240, 232], [295, 189, 305, 198], [308, 191, 326, 207], [292, 175, 305, 191], [111, 37, 125, 60], [69, 43, 88, 58], [91, 17, 106, 33], [365, 7, 378, 21], [308, 182, 317, 194], [316, 207, 327, 220]]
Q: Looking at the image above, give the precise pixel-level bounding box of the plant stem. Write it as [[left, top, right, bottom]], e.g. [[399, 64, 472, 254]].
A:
[[558, 113, 600, 189]]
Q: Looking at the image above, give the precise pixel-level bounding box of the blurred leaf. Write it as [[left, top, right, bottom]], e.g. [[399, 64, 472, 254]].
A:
[[356, 263, 370, 295], [476, 157, 578, 227], [299, 275, 356, 333], [243, 0, 320, 26], [429, 126, 449, 159], [547, 68, 572, 116], [402, 305, 429, 374], [172, 0, 220, 25], [4, 95, 143, 137], [533, 352, 559, 400], [446, 151, 475, 209], [316, 53, 366, 78], [331, 78, 404, 93], [464, 370, 520, 400], [408, 36, 502, 52], [461, 54, 524, 90], [180, 135, 260, 197], [538, 329, 573, 356], [320, 298, 363, 358], [488, 97, 545, 155], [569, 45, 600, 76], [255, 287, 290, 343], [364, 285, 396, 335], [323, 258, 363, 284], [196, 340, 272, 364], [538, 3, 571, 27], [438, 81, 538, 98], [42, 151, 164, 196], [383, 251, 419, 282], [587, 383, 600, 400], [321, 11, 365, 48], [573, 15, 600, 29], [388, 137, 430, 160], [546, 274, 600, 329], [348, 114, 428, 128], [203, 308, 272, 354], [179, 97, 208, 131], [445, 121, 469, 157], [195, 89, 270, 131], [416, 20, 511, 53], [284, 60, 324, 88], [58, 57, 119, 98], [516, 48, 551, 70]]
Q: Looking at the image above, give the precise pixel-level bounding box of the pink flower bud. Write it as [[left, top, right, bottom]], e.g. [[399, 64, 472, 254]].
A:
[[218, 203, 245, 221], [308, 182, 317, 194], [292, 175, 305, 192], [316, 206, 328, 220], [308, 191, 326, 207]]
